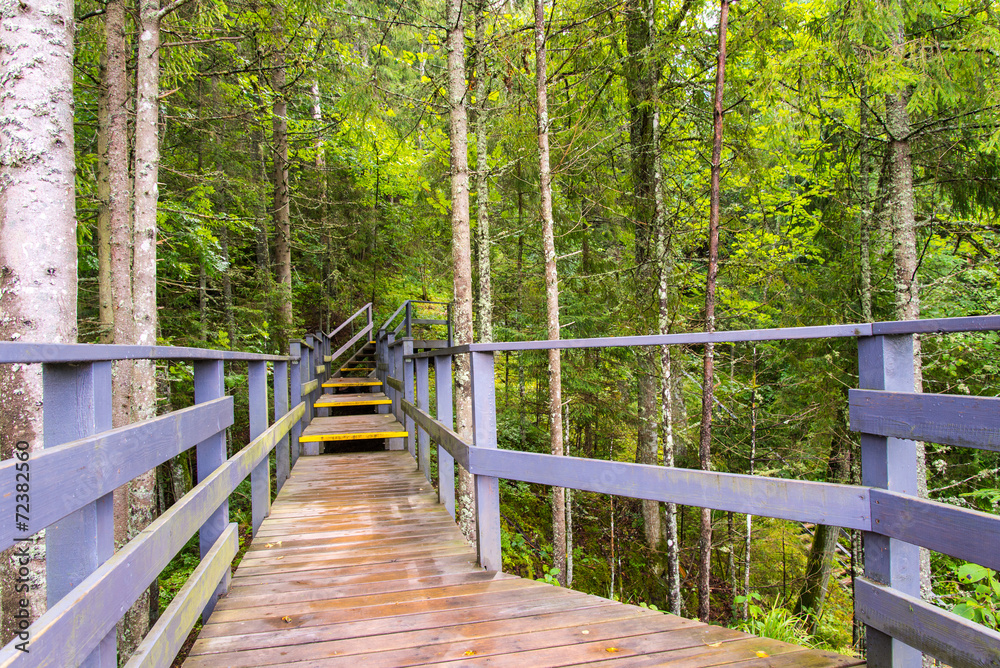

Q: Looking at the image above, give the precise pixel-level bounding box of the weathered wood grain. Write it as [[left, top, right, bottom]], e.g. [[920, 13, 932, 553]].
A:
[[870, 489, 1000, 572], [123, 524, 238, 668], [181, 453, 863, 668], [850, 389, 1000, 452], [855, 577, 1000, 668], [0, 397, 233, 551]]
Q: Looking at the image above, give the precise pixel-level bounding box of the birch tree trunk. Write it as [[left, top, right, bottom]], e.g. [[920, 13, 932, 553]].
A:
[[698, 0, 730, 623], [0, 0, 77, 639], [474, 0, 493, 345], [535, 0, 567, 586], [445, 0, 477, 542]]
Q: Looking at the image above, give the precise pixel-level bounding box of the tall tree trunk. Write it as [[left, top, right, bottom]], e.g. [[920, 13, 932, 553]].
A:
[[97, 56, 114, 343], [883, 1, 931, 649], [698, 0, 730, 623], [0, 0, 76, 640], [445, 0, 476, 542], [221, 228, 235, 346], [474, 0, 493, 344], [312, 80, 331, 331], [272, 18, 293, 350], [124, 0, 173, 652], [742, 345, 757, 618], [535, 0, 567, 586]]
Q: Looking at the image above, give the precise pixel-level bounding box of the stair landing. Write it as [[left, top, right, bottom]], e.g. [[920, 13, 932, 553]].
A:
[[183, 453, 865, 667]]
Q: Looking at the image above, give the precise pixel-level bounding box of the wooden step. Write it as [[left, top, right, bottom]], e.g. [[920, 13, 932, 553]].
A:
[[301, 414, 408, 443], [315, 392, 392, 409], [322, 378, 382, 389]]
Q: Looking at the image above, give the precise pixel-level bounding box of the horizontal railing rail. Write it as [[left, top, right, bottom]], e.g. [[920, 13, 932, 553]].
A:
[[0, 342, 290, 364], [393, 315, 1000, 668], [326, 302, 372, 340], [405, 313, 1000, 357]]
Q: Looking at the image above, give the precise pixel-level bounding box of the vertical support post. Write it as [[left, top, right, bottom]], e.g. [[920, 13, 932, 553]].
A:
[[416, 356, 431, 481], [403, 338, 415, 459], [470, 351, 501, 571], [44, 361, 115, 667], [447, 303, 453, 346], [289, 342, 302, 468], [194, 359, 228, 619], [858, 334, 922, 668], [394, 341, 405, 424], [274, 360, 290, 490], [435, 354, 455, 517], [249, 361, 270, 535], [405, 301, 412, 338], [301, 339, 320, 456], [377, 329, 389, 414]]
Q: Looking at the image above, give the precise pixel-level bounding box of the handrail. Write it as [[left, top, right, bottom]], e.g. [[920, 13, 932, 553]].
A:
[[0, 342, 291, 364], [405, 314, 1000, 358], [327, 302, 372, 339], [329, 322, 374, 367], [378, 301, 409, 333]]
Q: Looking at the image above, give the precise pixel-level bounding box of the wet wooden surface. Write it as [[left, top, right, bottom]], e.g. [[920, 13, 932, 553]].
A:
[[185, 453, 866, 667], [300, 414, 407, 442]]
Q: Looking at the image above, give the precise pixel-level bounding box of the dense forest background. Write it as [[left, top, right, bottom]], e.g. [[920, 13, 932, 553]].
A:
[[1, 0, 999, 661]]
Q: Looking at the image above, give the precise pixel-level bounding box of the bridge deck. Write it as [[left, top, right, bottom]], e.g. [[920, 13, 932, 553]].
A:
[[184, 452, 865, 667]]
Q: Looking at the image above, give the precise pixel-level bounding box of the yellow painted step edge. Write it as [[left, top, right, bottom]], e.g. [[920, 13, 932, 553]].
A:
[[321, 380, 382, 387], [299, 431, 408, 443], [314, 399, 392, 407]]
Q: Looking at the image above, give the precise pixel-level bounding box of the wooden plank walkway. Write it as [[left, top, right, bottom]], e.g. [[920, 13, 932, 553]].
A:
[[184, 452, 864, 667], [301, 415, 408, 443], [314, 392, 392, 409]]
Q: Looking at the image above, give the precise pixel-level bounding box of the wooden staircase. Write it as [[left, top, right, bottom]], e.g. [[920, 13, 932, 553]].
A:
[[302, 340, 407, 455]]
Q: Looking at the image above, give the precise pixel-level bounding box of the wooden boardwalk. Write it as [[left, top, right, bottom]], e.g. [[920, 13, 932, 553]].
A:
[[184, 452, 865, 667]]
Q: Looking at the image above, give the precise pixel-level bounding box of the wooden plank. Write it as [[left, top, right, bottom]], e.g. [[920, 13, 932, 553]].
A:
[[300, 414, 408, 442], [249, 361, 270, 535], [123, 524, 238, 668], [273, 361, 290, 491], [850, 389, 1000, 452], [326, 303, 372, 339], [0, 396, 233, 551], [189, 590, 617, 656], [870, 489, 1000, 572], [215, 571, 503, 610], [196, 579, 559, 639], [386, 375, 403, 392], [314, 395, 391, 408], [471, 448, 872, 529], [328, 323, 374, 367], [855, 577, 1000, 668], [0, 403, 304, 668], [300, 378, 319, 396], [314, 364, 326, 375], [186, 604, 661, 667], [321, 378, 381, 388]]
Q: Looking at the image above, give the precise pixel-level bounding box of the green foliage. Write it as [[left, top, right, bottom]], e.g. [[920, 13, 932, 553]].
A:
[[734, 593, 813, 647], [949, 564, 1000, 630]]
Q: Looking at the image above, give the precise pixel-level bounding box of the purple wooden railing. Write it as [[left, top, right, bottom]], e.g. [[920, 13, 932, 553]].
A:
[[0, 307, 361, 667], [384, 310, 1000, 668]]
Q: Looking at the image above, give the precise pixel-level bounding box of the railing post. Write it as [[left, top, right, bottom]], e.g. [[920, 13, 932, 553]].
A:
[[447, 302, 453, 346], [403, 338, 415, 460], [305, 335, 317, 416], [377, 328, 389, 414], [289, 342, 302, 468], [194, 359, 229, 619], [434, 354, 455, 517], [249, 360, 270, 535], [470, 351, 501, 571], [274, 360, 290, 490], [43, 361, 115, 668], [405, 301, 412, 338], [857, 334, 922, 667], [415, 356, 431, 480]]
